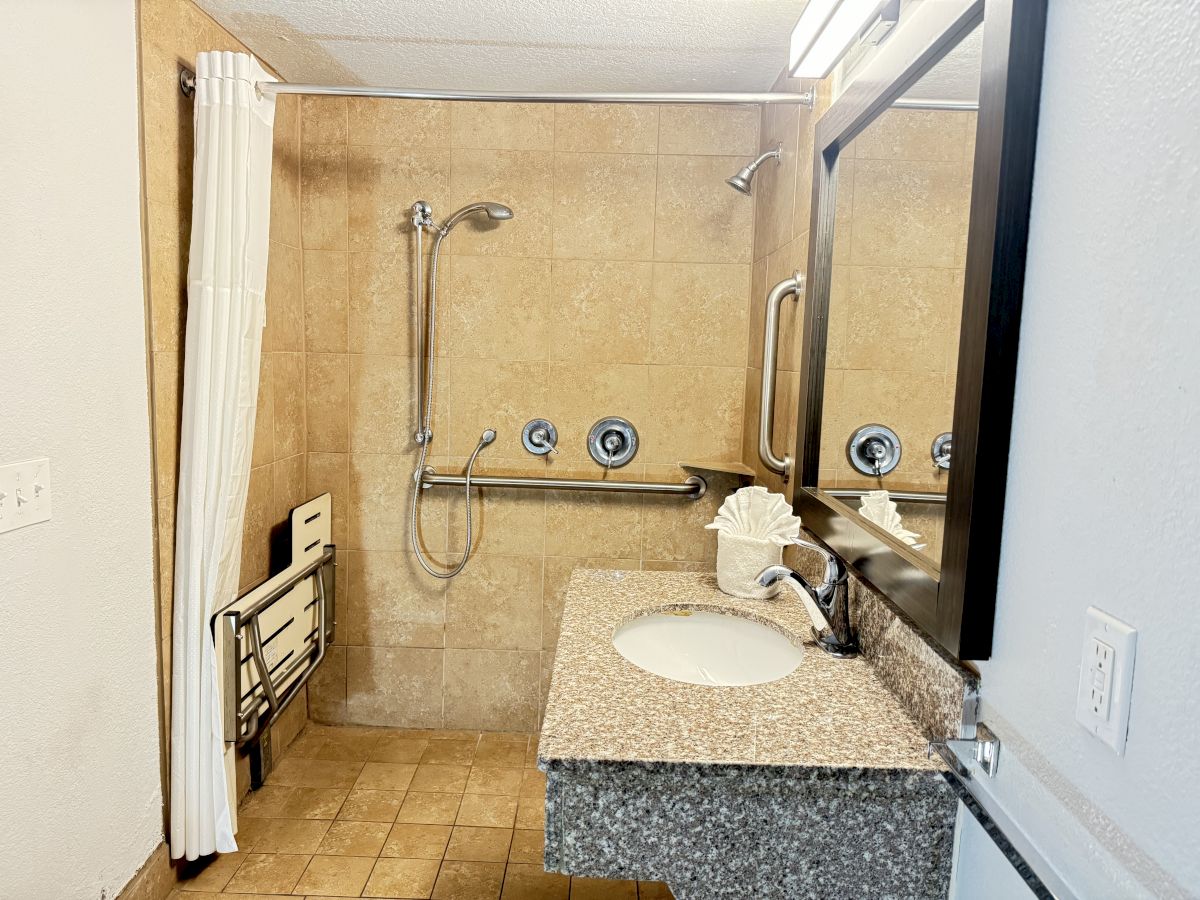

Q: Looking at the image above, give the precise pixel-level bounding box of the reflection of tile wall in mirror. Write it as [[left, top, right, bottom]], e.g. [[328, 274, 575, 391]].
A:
[[896, 501, 945, 564], [817, 105, 976, 501], [814, 33, 982, 574]]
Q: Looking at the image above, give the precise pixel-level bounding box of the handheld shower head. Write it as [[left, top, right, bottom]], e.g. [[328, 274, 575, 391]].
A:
[[726, 146, 782, 195], [440, 202, 515, 232]]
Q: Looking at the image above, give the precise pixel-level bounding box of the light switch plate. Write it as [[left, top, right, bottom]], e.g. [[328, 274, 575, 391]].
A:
[[1075, 606, 1136, 755], [0, 458, 52, 535]]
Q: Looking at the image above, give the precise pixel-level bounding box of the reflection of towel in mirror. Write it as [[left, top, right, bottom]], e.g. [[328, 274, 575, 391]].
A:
[[859, 490, 923, 548]]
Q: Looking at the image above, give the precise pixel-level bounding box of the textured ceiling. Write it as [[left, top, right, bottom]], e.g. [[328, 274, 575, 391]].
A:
[[194, 0, 810, 92], [902, 24, 983, 103]]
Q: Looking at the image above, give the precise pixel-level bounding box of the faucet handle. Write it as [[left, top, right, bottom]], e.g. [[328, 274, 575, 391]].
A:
[[788, 537, 846, 586]]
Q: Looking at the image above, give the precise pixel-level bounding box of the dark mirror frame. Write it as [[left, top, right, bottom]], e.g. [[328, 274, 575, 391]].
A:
[[793, 0, 1047, 659]]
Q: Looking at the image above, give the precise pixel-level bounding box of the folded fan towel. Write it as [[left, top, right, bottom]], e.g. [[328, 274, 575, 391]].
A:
[[705, 485, 803, 545]]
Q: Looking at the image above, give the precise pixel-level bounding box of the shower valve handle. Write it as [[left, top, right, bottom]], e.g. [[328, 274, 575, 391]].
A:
[[601, 431, 625, 469], [522, 419, 559, 456], [531, 428, 558, 454]]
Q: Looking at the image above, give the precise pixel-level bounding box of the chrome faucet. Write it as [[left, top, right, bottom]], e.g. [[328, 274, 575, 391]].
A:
[[757, 540, 859, 658]]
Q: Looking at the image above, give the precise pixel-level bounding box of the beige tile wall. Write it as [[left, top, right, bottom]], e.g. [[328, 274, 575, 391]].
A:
[[742, 76, 827, 498], [298, 98, 754, 732], [138, 0, 307, 812]]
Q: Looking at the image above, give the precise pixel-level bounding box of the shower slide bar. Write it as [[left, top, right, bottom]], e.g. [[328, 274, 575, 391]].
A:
[[178, 69, 816, 107], [420, 467, 708, 500]]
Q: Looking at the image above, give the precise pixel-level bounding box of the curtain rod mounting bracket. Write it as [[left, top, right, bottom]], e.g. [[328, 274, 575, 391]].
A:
[[180, 67, 195, 98]]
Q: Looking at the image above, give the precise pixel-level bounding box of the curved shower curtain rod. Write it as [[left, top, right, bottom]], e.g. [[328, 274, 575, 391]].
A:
[[178, 68, 817, 106]]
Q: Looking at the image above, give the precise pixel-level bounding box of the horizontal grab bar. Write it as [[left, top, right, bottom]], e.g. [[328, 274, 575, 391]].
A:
[[930, 724, 1066, 900], [827, 488, 948, 505], [420, 467, 707, 500], [759, 272, 805, 480]]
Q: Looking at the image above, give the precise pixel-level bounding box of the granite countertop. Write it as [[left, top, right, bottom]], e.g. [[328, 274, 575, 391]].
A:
[[539, 569, 943, 772]]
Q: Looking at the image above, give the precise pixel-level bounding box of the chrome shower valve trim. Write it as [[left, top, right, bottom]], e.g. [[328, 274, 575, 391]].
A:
[[587, 417, 638, 469], [522, 419, 559, 456], [931, 432, 953, 470], [847, 424, 902, 478]]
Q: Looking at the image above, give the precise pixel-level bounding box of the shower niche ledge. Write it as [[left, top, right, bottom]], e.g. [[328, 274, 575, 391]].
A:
[[678, 459, 756, 478], [538, 569, 958, 900]]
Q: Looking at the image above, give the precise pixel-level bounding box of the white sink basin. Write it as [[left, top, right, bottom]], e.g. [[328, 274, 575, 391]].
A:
[[612, 609, 803, 686]]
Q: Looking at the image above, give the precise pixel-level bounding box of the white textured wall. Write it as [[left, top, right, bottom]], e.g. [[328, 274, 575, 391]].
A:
[[0, 2, 163, 898], [952, 1, 1200, 896]]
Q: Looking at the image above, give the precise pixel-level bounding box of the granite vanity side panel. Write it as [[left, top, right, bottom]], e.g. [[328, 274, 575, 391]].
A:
[[545, 761, 957, 900], [544, 766, 567, 872], [852, 578, 979, 740]]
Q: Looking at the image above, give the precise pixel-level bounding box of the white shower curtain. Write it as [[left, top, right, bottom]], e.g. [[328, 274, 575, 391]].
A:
[[170, 51, 275, 861]]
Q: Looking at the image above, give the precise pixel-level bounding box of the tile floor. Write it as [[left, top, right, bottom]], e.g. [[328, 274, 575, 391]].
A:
[[170, 725, 674, 900]]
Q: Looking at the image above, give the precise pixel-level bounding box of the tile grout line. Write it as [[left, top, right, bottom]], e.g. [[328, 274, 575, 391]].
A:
[[339, 103, 352, 717]]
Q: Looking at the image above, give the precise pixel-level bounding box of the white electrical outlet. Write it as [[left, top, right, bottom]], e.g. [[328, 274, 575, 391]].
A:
[[0, 458, 52, 535], [1075, 607, 1136, 755]]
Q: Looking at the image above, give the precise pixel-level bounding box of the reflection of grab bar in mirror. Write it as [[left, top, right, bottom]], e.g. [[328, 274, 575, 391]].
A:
[[892, 98, 979, 111], [827, 488, 947, 505], [758, 272, 805, 480]]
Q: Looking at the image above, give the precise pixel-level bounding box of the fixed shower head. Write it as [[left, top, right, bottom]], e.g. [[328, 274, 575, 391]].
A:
[[440, 201, 515, 232], [726, 146, 782, 195], [726, 169, 755, 195]]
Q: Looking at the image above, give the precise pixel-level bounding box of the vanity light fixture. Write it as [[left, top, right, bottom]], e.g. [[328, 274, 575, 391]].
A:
[[789, 0, 889, 79]]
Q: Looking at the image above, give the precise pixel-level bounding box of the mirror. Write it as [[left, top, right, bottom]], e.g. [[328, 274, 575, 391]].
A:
[[817, 25, 982, 568], [793, 0, 1047, 659]]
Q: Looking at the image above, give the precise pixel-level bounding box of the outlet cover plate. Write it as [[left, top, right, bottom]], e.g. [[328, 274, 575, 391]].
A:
[[0, 458, 52, 535], [1075, 606, 1136, 755]]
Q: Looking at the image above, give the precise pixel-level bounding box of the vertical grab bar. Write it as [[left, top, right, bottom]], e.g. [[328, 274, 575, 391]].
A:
[[759, 272, 805, 480]]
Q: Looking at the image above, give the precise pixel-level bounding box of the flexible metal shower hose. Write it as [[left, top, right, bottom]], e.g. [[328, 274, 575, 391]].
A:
[[410, 428, 489, 579]]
